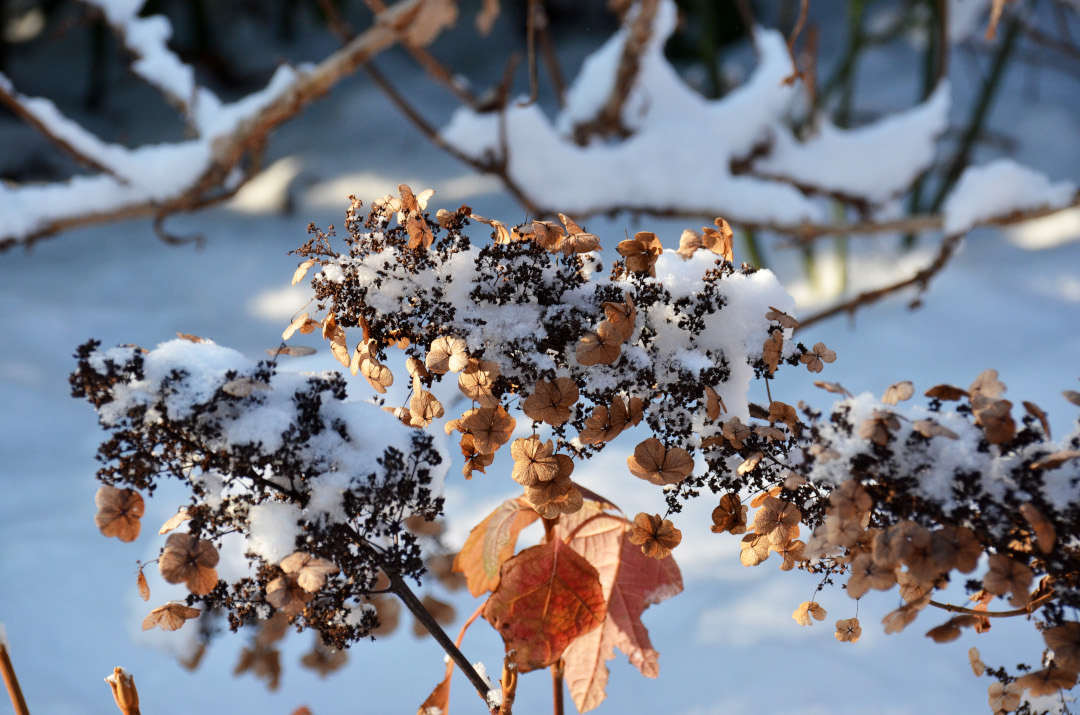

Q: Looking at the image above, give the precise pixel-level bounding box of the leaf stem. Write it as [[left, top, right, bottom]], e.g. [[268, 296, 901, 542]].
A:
[[0, 639, 30, 715], [928, 589, 1055, 618], [551, 659, 565, 715]]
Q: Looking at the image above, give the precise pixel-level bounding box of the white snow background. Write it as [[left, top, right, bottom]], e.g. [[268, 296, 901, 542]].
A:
[[2, 1, 1080, 713]]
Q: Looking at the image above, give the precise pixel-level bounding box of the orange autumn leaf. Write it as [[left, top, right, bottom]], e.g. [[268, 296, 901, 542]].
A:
[[555, 504, 683, 712], [453, 497, 539, 596], [417, 670, 452, 715], [483, 537, 607, 673]]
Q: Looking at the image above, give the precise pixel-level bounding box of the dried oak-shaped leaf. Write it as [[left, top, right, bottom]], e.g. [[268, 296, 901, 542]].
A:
[[628, 513, 682, 559], [882, 381, 914, 405], [483, 538, 607, 672], [266, 574, 312, 617], [142, 602, 201, 631], [522, 377, 579, 426], [454, 497, 539, 596], [577, 322, 622, 367], [463, 405, 515, 454], [556, 504, 683, 712], [95, 486, 144, 543], [912, 420, 959, 440], [1016, 667, 1078, 697], [710, 494, 747, 535], [800, 342, 837, 373], [159, 532, 219, 595], [762, 329, 783, 375], [280, 552, 339, 593], [136, 570, 150, 601], [617, 231, 663, 277], [765, 306, 799, 329], [834, 617, 861, 643], [1019, 503, 1056, 554], [426, 335, 469, 374], [292, 259, 316, 286], [369, 595, 401, 637], [417, 670, 452, 715], [792, 601, 826, 626], [627, 438, 694, 486]]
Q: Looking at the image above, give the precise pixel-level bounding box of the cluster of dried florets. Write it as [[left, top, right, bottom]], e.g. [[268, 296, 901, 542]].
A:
[[70, 336, 449, 658]]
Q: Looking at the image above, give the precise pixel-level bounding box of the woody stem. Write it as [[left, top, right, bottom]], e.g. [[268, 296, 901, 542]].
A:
[[928, 589, 1055, 618], [0, 640, 30, 715], [551, 659, 565, 715]]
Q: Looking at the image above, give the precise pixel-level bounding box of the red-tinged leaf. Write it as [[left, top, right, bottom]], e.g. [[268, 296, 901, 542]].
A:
[[556, 503, 683, 712], [483, 538, 606, 673], [454, 497, 539, 597], [417, 670, 451, 715]]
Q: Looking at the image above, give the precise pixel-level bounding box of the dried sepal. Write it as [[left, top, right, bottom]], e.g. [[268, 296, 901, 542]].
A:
[[970, 368, 1006, 400], [740, 533, 771, 566], [912, 420, 959, 440], [136, 570, 150, 601], [834, 617, 861, 643], [969, 647, 986, 676], [881, 595, 930, 634], [1064, 390, 1080, 407], [268, 345, 316, 357], [792, 601, 826, 626], [703, 385, 725, 421], [627, 437, 694, 485], [768, 401, 799, 432], [1031, 450, 1080, 470], [972, 396, 1016, 445], [737, 451, 764, 476], [1016, 667, 1078, 697], [987, 681, 1022, 713], [722, 417, 750, 449], [557, 213, 600, 255], [771, 539, 806, 570], [882, 380, 914, 405], [676, 228, 703, 259], [510, 436, 564, 487], [1018, 503, 1056, 554], [814, 380, 852, 397], [462, 405, 516, 454], [94, 486, 144, 543], [1044, 622, 1080, 672], [1023, 401, 1051, 437], [982, 554, 1033, 607], [711, 494, 748, 535], [460, 434, 494, 478], [617, 231, 663, 276], [859, 410, 900, 446], [426, 335, 470, 374], [292, 259, 317, 285], [702, 218, 734, 262], [266, 574, 312, 617], [223, 377, 271, 397], [142, 602, 201, 631], [762, 329, 783, 374], [282, 313, 320, 341], [576, 322, 622, 366], [458, 359, 502, 406], [628, 513, 682, 559], [409, 389, 445, 428]]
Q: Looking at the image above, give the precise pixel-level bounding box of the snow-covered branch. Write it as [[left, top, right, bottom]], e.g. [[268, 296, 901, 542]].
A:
[[0, 0, 457, 250]]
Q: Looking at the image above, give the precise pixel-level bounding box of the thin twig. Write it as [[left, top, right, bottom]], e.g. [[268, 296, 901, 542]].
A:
[[519, 0, 540, 107], [928, 589, 1055, 618], [551, 658, 565, 715], [0, 641, 30, 715], [783, 0, 809, 82], [733, 0, 758, 46], [534, 0, 567, 107], [795, 231, 964, 330]]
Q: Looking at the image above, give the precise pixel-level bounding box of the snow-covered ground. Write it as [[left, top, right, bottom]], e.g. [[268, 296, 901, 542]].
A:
[[2, 2, 1080, 714]]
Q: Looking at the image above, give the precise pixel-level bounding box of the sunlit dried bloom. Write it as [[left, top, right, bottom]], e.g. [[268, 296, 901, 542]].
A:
[[710, 494, 747, 535], [458, 359, 501, 406], [579, 403, 626, 444], [617, 231, 664, 277], [602, 293, 637, 342], [859, 410, 900, 446], [740, 533, 771, 566], [511, 436, 562, 486], [987, 681, 1022, 713], [762, 329, 783, 375], [627, 437, 694, 486], [409, 389, 445, 428], [750, 486, 782, 508], [159, 532, 219, 595], [94, 486, 145, 543], [972, 395, 1016, 445], [1016, 667, 1078, 697], [460, 434, 494, 478], [983, 553, 1033, 607], [557, 213, 601, 255], [1045, 622, 1080, 672], [752, 497, 801, 545], [912, 419, 959, 440], [722, 416, 750, 449], [1064, 390, 1080, 407], [266, 573, 312, 617], [755, 425, 785, 443], [1031, 450, 1080, 470], [768, 400, 799, 432], [426, 335, 470, 374], [770, 539, 806, 570], [628, 513, 682, 559], [792, 601, 826, 626], [824, 513, 865, 549], [800, 342, 836, 373], [676, 228, 703, 259], [925, 384, 968, 401], [462, 405, 515, 454], [141, 602, 201, 631], [577, 321, 623, 366], [765, 306, 799, 329], [925, 616, 979, 643], [282, 312, 320, 341], [703, 385, 725, 421], [702, 217, 734, 261], [737, 451, 764, 475], [530, 219, 566, 251], [280, 552, 338, 593], [834, 617, 861, 643], [525, 475, 582, 518], [105, 666, 139, 715], [881, 380, 914, 405], [522, 377, 578, 426], [932, 525, 982, 574], [847, 552, 896, 599]]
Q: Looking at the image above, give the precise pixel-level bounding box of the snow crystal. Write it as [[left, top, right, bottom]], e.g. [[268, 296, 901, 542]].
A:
[[246, 501, 302, 563], [943, 159, 1077, 235]]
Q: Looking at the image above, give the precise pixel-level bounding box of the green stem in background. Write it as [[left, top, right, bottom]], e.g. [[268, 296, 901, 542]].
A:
[[832, 201, 849, 295], [834, 0, 868, 128], [691, 0, 722, 98], [742, 227, 765, 269]]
